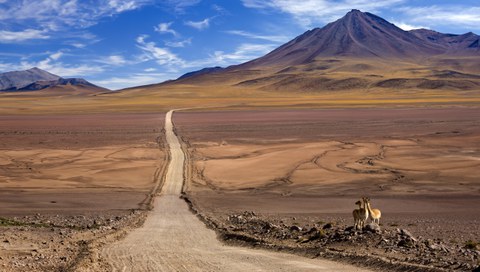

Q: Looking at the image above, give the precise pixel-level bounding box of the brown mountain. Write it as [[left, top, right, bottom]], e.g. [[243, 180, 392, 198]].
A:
[[410, 29, 480, 54], [170, 10, 480, 92], [236, 9, 445, 68]]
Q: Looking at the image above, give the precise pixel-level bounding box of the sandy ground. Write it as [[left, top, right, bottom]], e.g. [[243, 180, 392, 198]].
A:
[[101, 110, 370, 272], [175, 108, 480, 269], [1, 107, 479, 271], [0, 113, 165, 271]]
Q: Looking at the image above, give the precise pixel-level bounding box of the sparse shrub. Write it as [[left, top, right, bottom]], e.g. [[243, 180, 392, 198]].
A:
[[0, 217, 24, 227], [465, 240, 478, 250]]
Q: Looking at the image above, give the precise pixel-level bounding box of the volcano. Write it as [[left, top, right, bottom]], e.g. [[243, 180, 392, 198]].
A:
[[173, 10, 480, 92], [235, 9, 479, 69]]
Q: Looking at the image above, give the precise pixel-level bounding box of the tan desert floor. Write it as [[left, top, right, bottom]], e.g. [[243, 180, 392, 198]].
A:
[[0, 113, 166, 271], [101, 110, 370, 272], [176, 108, 480, 243], [0, 113, 165, 215]]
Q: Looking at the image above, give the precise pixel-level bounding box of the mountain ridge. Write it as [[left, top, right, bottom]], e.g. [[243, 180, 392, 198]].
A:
[[169, 9, 480, 92], [0, 67, 106, 92], [233, 9, 478, 70]]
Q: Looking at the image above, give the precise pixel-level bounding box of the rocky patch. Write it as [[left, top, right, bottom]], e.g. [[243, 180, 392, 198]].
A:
[[212, 211, 479, 271]]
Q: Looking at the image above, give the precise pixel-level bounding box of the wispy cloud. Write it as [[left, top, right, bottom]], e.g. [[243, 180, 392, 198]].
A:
[[212, 43, 277, 63], [93, 72, 173, 90], [12, 52, 104, 77], [185, 18, 211, 30], [136, 35, 184, 66], [225, 30, 289, 43], [398, 6, 480, 31], [242, 0, 406, 27], [185, 43, 277, 68], [154, 22, 178, 36], [0, 29, 50, 43], [165, 38, 192, 48], [391, 21, 426, 31], [96, 55, 128, 66], [0, 0, 153, 36], [163, 0, 201, 13]]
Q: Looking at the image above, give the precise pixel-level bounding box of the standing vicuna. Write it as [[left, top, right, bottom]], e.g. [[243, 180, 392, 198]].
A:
[[365, 197, 382, 224], [352, 198, 369, 229]]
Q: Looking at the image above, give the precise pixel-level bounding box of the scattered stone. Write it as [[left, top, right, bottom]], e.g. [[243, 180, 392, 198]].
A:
[[289, 225, 302, 232], [398, 229, 416, 241], [398, 239, 415, 248], [323, 223, 333, 229], [364, 223, 381, 233]]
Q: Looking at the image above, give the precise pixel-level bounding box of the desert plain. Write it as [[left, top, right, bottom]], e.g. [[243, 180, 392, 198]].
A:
[[0, 113, 166, 270], [0, 97, 479, 272], [176, 108, 480, 234]]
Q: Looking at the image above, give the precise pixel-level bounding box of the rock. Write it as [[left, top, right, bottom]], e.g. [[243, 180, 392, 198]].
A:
[[398, 229, 416, 241], [344, 226, 355, 232], [398, 239, 415, 248], [290, 225, 302, 232], [323, 223, 333, 229], [306, 227, 318, 234], [364, 223, 381, 233]]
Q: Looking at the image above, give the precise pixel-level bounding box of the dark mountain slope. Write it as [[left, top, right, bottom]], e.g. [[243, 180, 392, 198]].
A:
[[234, 9, 445, 69]]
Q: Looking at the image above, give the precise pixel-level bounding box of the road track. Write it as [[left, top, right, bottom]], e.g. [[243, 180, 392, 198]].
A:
[[101, 110, 370, 271]]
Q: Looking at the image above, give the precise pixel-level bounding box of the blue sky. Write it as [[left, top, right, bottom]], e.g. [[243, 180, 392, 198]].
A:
[[0, 0, 479, 90]]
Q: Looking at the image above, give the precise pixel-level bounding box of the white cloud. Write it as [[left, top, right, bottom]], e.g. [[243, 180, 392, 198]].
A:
[[50, 51, 64, 61], [108, 0, 140, 12], [97, 55, 128, 66], [185, 18, 211, 30], [391, 21, 426, 31], [212, 4, 228, 15], [9, 51, 104, 77], [165, 38, 192, 48], [163, 0, 201, 12], [154, 22, 178, 36], [225, 30, 289, 43], [212, 43, 277, 63], [0, 29, 50, 43], [242, 0, 406, 27], [136, 35, 184, 66], [398, 6, 480, 30], [93, 72, 173, 90], [70, 42, 87, 48], [185, 43, 277, 68], [0, 0, 153, 34]]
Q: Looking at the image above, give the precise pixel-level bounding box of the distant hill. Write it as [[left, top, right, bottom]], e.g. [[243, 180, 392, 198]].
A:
[[0, 67, 107, 92]]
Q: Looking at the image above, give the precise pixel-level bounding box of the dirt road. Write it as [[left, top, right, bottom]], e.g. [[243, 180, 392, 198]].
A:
[[101, 110, 369, 271]]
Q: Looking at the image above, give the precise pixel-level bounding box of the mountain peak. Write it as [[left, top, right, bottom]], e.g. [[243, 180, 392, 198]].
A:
[[236, 9, 445, 68], [28, 67, 43, 72], [343, 9, 367, 20], [0, 68, 105, 92]]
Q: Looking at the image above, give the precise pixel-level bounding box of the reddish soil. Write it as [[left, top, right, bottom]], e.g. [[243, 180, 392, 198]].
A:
[[175, 108, 480, 271], [0, 113, 165, 271]]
